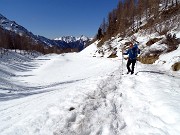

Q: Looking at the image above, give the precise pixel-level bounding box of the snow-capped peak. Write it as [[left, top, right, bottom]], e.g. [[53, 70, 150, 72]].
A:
[[77, 35, 89, 41], [54, 35, 89, 43], [0, 13, 32, 37]]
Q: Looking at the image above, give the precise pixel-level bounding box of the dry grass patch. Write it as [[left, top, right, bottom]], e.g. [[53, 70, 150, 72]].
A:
[[138, 56, 159, 64]]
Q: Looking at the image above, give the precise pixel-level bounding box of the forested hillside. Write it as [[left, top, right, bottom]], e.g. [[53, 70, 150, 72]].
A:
[[98, 0, 179, 43], [95, 0, 180, 70]]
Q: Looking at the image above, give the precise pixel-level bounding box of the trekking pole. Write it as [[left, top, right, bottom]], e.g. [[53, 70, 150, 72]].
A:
[[121, 44, 124, 75], [136, 46, 140, 73], [136, 59, 137, 73]]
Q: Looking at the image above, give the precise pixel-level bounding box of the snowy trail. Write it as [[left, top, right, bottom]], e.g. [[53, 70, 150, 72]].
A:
[[118, 68, 180, 134], [0, 46, 180, 135], [52, 64, 180, 135]]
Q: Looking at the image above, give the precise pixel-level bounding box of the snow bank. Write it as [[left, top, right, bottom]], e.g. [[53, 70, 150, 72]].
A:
[[155, 45, 180, 71]]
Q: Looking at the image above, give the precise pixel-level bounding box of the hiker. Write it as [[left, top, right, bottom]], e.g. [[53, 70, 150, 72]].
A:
[[123, 42, 140, 74]]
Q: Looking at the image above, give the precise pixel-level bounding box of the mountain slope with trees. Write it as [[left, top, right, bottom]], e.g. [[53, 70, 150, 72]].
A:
[[98, 0, 179, 42], [0, 13, 90, 56], [95, 0, 180, 71]]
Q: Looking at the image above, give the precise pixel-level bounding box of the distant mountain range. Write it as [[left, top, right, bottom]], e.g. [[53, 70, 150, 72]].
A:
[[38, 35, 91, 51], [0, 13, 91, 51]]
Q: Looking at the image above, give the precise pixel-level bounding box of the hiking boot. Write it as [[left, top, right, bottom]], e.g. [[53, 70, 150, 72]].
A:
[[127, 71, 131, 74]]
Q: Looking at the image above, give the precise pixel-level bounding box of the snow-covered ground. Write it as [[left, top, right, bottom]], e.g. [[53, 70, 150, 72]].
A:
[[0, 42, 180, 135]]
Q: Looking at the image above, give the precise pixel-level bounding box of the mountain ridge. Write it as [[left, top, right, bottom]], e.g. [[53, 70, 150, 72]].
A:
[[0, 13, 90, 52]]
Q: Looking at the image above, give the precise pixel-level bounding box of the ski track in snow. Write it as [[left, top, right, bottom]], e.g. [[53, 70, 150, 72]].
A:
[[0, 49, 180, 135]]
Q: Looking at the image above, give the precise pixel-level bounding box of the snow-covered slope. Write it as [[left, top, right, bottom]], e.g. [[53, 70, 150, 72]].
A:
[[94, 16, 180, 70], [0, 41, 179, 135]]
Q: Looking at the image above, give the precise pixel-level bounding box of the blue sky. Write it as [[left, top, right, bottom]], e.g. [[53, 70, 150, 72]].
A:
[[0, 0, 119, 39]]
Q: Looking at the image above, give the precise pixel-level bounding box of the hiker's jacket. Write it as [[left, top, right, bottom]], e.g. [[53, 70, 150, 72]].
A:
[[124, 45, 140, 60]]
